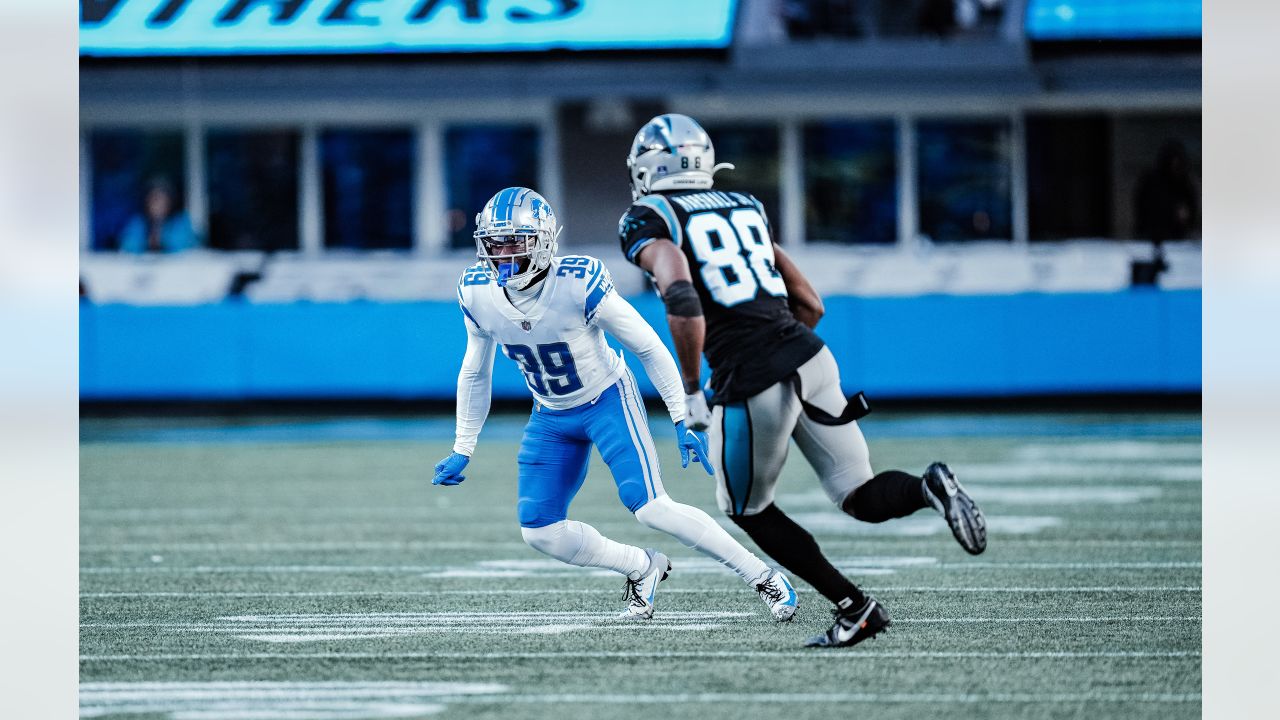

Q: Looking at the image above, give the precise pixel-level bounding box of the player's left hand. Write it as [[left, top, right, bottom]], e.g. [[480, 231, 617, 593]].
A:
[[432, 452, 470, 486], [675, 420, 715, 476]]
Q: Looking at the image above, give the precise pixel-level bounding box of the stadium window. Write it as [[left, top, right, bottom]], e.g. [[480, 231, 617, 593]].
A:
[[916, 119, 1013, 242], [1025, 113, 1113, 240], [320, 129, 415, 251], [88, 129, 186, 252], [445, 125, 540, 250], [703, 124, 782, 241], [206, 129, 300, 251], [802, 120, 898, 244], [1111, 113, 1201, 242]]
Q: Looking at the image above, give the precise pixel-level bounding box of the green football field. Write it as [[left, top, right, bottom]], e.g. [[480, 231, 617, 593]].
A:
[[80, 411, 1201, 719]]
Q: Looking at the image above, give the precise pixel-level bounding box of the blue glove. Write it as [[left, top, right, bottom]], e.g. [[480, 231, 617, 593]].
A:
[[676, 421, 715, 476], [432, 452, 470, 486]]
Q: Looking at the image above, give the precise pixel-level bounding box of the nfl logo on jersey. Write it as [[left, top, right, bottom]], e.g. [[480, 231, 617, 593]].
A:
[[521, 320, 532, 331]]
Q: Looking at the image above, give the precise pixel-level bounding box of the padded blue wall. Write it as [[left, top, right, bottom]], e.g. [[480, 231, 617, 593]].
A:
[[79, 290, 1200, 400]]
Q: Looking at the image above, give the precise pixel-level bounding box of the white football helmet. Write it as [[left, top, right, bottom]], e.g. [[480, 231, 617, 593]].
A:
[[473, 187, 561, 290], [627, 113, 735, 200]]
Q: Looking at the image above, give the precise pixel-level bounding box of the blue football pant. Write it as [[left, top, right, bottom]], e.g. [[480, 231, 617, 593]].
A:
[[515, 372, 770, 584]]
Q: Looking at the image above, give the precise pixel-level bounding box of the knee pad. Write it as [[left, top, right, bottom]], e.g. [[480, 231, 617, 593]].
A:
[[616, 478, 651, 514], [518, 498, 567, 528], [520, 521, 581, 561], [633, 494, 677, 529]]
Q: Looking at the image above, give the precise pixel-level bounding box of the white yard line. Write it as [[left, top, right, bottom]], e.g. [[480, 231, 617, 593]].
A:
[[80, 586, 1203, 598], [77, 560, 1201, 574], [79, 650, 1202, 662], [79, 538, 1203, 552], [80, 616, 1200, 629], [446, 691, 1200, 703], [82, 541, 530, 552], [76, 681, 1201, 718]]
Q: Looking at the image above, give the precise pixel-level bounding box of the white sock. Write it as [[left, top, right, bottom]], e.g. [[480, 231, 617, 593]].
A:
[[635, 494, 771, 585], [521, 520, 649, 578]]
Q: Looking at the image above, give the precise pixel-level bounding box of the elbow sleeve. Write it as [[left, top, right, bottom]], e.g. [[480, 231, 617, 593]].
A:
[[661, 280, 703, 318]]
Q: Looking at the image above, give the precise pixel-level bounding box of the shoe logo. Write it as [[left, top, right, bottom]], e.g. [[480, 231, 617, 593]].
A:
[[834, 602, 876, 642]]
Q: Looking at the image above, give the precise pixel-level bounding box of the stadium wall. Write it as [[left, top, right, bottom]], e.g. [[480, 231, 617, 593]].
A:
[[79, 289, 1200, 401]]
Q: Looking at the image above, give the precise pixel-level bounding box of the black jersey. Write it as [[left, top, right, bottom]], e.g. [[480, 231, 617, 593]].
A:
[[618, 189, 824, 405]]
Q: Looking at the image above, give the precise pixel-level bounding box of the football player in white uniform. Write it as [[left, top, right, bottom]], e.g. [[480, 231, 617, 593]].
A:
[[431, 187, 797, 622]]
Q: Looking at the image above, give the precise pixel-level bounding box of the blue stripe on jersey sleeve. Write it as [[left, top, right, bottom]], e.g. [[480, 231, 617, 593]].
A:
[[457, 285, 482, 330], [460, 302, 481, 330], [584, 276, 614, 323], [625, 236, 658, 263], [636, 195, 683, 248]]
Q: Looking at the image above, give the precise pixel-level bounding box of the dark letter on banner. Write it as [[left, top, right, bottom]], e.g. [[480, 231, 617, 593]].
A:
[[82, 0, 127, 25], [508, 0, 581, 22], [217, 0, 311, 25], [148, 0, 194, 27], [322, 0, 381, 25], [409, 0, 484, 23]]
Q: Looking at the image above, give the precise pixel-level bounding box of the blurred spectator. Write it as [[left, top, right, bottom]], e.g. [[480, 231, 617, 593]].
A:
[[1130, 139, 1197, 285], [782, 0, 864, 39], [118, 178, 199, 254], [918, 0, 1005, 38], [1134, 139, 1199, 244]]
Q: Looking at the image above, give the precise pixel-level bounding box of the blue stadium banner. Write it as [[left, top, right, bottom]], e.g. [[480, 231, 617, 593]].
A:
[[80, 0, 739, 57], [1025, 0, 1201, 40]]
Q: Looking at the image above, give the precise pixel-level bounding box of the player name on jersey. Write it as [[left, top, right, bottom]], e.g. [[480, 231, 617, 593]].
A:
[[668, 191, 757, 212]]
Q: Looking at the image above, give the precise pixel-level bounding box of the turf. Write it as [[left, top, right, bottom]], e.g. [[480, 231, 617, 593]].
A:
[[80, 412, 1201, 719]]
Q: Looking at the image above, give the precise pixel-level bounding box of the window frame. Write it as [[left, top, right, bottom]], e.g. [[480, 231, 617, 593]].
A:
[[80, 100, 557, 256]]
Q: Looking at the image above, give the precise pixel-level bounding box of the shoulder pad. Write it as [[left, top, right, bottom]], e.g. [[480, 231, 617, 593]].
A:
[[631, 195, 684, 247]]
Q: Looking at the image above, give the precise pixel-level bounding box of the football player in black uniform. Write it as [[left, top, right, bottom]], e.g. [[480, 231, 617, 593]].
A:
[[616, 114, 987, 648]]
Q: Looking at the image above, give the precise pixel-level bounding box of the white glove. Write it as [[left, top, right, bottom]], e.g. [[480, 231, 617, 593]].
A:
[[684, 390, 712, 432]]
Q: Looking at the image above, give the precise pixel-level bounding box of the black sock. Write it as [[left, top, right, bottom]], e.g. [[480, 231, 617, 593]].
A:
[[842, 470, 930, 523], [731, 504, 867, 608]]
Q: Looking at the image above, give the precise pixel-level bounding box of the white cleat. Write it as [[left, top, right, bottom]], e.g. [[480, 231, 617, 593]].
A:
[[618, 549, 671, 621], [755, 570, 799, 622]]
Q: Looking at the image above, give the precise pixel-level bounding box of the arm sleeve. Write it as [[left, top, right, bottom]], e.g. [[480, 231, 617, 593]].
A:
[[453, 320, 497, 456], [593, 291, 686, 424]]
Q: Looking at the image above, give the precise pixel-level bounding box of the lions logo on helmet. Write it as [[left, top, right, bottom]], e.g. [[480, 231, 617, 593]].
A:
[[474, 187, 562, 290], [626, 114, 735, 201]]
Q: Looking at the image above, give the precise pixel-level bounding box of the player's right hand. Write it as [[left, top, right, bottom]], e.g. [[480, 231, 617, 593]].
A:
[[684, 390, 712, 432], [432, 452, 470, 486], [675, 421, 716, 476]]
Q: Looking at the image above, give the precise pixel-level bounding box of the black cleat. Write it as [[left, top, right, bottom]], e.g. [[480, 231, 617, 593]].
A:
[[805, 596, 891, 648], [923, 461, 987, 555]]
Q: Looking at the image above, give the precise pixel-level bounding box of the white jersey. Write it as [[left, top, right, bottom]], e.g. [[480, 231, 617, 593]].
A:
[[452, 254, 685, 455]]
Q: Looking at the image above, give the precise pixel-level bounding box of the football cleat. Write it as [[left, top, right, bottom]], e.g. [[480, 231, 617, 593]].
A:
[[922, 461, 987, 555], [805, 596, 891, 648], [618, 549, 671, 621], [755, 570, 798, 622]]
